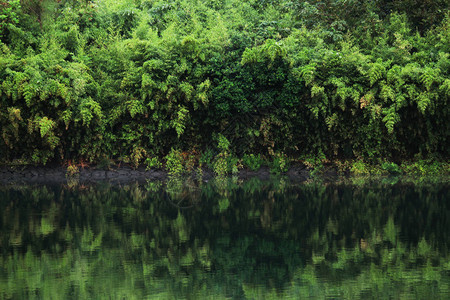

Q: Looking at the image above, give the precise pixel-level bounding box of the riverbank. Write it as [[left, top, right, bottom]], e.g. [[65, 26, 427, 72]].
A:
[[0, 164, 314, 184], [1, 161, 448, 185]]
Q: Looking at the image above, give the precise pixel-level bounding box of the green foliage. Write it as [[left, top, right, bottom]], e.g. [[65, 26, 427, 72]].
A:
[[0, 0, 448, 166], [382, 162, 402, 175], [242, 153, 263, 171], [401, 160, 448, 176], [130, 146, 146, 168], [66, 162, 79, 177], [269, 152, 289, 174], [241, 39, 286, 65], [165, 148, 184, 175], [215, 134, 230, 152], [212, 153, 229, 176], [145, 157, 162, 170], [0, 0, 21, 39], [351, 160, 370, 176], [303, 153, 327, 177], [173, 106, 189, 138], [213, 152, 240, 176], [199, 148, 215, 169]]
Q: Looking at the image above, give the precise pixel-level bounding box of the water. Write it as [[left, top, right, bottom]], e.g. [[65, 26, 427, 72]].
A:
[[0, 177, 449, 299]]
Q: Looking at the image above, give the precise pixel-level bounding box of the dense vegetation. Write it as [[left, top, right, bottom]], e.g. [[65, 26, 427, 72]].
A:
[[1, 179, 449, 298], [1, 0, 449, 172]]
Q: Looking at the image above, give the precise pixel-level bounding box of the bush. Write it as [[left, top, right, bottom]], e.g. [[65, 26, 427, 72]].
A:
[[242, 154, 263, 171], [351, 160, 370, 176], [401, 160, 446, 176], [165, 149, 184, 175], [145, 157, 162, 170], [382, 162, 402, 175], [199, 149, 215, 170], [66, 162, 79, 177], [269, 152, 289, 174], [213, 152, 240, 176]]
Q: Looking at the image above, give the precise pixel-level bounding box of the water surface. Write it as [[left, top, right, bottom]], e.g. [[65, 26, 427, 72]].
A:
[[0, 177, 449, 299]]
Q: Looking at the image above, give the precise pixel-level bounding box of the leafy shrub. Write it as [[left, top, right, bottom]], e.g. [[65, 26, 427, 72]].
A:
[[401, 160, 446, 176], [212, 153, 240, 176], [199, 148, 214, 169], [66, 162, 79, 177], [216, 134, 230, 152], [131, 147, 146, 168], [303, 153, 327, 176], [382, 162, 402, 175], [165, 149, 184, 175], [351, 160, 370, 176], [145, 157, 162, 170], [213, 153, 228, 177], [227, 156, 240, 175], [183, 150, 198, 173], [242, 154, 263, 171], [269, 152, 289, 174]]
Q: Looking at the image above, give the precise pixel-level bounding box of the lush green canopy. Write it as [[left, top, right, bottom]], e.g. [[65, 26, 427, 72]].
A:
[[1, 0, 448, 166]]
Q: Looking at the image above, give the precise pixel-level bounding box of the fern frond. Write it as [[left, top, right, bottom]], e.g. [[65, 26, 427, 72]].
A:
[[350, 85, 362, 105], [395, 93, 406, 109], [172, 106, 189, 137], [380, 82, 395, 102], [439, 79, 450, 96], [179, 82, 194, 101], [22, 84, 36, 107], [401, 63, 421, 80], [39, 117, 55, 138], [325, 113, 338, 131], [126, 98, 146, 118], [420, 67, 440, 91], [405, 84, 419, 100], [241, 39, 286, 65], [416, 92, 430, 114], [60, 110, 72, 129], [311, 85, 325, 98], [382, 106, 399, 134], [298, 63, 316, 86], [80, 97, 104, 126], [368, 59, 386, 86], [386, 65, 404, 89]]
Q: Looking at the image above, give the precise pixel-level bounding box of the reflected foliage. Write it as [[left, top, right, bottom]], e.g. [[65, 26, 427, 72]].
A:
[[0, 179, 449, 298]]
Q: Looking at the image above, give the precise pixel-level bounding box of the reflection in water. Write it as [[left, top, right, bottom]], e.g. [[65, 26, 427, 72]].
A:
[[0, 178, 449, 298]]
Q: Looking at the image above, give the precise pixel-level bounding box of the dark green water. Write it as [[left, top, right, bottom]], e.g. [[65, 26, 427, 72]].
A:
[[0, 177, 449, 299]]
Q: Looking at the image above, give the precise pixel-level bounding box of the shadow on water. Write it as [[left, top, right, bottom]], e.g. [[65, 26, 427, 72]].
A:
[[0, 177, 449, 299]]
